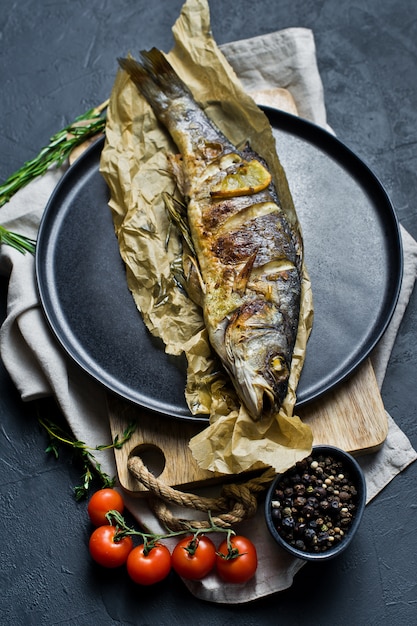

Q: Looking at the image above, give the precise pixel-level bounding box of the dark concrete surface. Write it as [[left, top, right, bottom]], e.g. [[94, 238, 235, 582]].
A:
[[1, 1, 417, 624]]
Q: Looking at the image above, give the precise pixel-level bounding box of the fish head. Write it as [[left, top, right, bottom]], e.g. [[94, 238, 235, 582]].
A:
[[218, 300, 293, 421]]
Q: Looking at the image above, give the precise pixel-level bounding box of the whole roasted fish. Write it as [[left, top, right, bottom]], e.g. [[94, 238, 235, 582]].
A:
[[118, 49, 302, 421]]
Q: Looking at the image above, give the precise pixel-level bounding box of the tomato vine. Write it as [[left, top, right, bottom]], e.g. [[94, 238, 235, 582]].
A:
[[86, 495, 258, 585]]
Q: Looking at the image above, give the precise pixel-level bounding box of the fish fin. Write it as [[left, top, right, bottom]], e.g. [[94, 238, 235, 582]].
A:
[[139, 48, 177, 82], [118, 55, 154, 97], [233, 251, 258, 295], [118, 49, 190, 106]]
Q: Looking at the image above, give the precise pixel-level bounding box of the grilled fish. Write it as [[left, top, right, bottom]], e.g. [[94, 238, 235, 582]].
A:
[[118, 49, 302, 421]]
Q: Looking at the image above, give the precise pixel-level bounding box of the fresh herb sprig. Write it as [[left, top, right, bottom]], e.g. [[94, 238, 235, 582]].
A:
[[38, 415, 136, 500], [0, 226, 36, 254], [0, 99, 108, 254]]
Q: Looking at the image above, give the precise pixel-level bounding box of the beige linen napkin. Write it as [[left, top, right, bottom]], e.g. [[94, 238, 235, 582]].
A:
[[1, 28, 416, 604]]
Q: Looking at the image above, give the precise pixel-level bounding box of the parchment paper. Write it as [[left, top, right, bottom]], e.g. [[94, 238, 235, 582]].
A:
[[100, 0, 314, 475]]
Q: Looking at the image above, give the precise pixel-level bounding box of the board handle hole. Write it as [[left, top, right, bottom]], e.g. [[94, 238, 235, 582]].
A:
[[129, 444, 166, 478]]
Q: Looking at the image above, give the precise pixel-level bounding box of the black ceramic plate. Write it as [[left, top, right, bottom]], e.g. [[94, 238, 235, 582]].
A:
[[35, 108, 403, 422]]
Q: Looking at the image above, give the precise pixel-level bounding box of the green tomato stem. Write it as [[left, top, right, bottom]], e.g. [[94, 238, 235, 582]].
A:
[[106, 508, 236, 548]]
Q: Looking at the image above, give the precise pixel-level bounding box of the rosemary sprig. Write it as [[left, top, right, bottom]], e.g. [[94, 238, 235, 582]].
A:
[[163, 191, 195, 255], [0, 99, 108, 254], [38, 415, 136, 500], [0, 100, 108, 207], [0, 225, 36, 254]]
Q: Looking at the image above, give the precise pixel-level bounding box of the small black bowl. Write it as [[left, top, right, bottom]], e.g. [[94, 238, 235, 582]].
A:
[[265, 445, 367, 561]]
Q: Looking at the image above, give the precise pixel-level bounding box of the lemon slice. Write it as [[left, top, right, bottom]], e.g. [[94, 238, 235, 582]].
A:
[[210, 158, 272, 198]]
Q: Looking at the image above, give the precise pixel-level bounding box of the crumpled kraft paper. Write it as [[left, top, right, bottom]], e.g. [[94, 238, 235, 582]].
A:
[[100, 0, 314, 475]]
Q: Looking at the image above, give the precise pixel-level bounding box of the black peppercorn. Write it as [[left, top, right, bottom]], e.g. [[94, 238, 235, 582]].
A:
[[294, 484, 306, 496], [269, 451, 360, 553], [282, 516, 295, 530], [319, 499, 330, 512], [293, 496, 307, 508]]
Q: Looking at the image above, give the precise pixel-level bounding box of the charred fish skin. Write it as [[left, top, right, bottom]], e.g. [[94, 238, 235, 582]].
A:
[[119, 49, 302, 421]]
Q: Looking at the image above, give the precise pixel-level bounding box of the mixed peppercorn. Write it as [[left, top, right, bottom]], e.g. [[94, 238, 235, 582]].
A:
[[270, 453, 359, 553]]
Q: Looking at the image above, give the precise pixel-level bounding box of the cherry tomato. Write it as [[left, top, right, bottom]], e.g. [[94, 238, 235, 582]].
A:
[[89, 525, 133, 568], [126, 543, 172, 585], [87, 488, 125, 527], [171, 535, 216, 580], [216, 535, 258, 584]]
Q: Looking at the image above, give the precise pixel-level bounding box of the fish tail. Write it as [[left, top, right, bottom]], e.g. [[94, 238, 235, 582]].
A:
[[139, 48, 183, 91], [118, 49, 192, 120], [119, 49, 228, 152]]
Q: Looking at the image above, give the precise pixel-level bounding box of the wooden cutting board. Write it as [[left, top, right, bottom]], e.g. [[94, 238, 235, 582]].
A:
[[108, 357, 388, 495]]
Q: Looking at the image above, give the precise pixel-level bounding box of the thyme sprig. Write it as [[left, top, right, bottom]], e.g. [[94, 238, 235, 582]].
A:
[[0, 99, 108, 254], [38, 415, 136, 500]]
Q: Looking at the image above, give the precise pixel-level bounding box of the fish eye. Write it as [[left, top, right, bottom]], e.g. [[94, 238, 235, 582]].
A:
[[271, 355, 285, 372], [269, 354, 289, 383]]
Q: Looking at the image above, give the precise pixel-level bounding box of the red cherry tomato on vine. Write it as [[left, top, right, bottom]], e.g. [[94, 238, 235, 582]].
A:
[[171, 535, 216, 580], [89, 525, 133, 568], [126, 543, 172, 585], [216, 535, 258, 584], [87, 488, 125, 527]]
